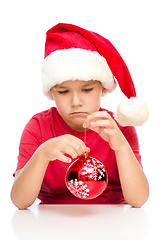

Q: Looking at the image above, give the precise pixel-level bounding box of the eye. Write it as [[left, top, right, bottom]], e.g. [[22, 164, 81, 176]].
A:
[[82, 88, 93, 92], [58, 90, 69, 94]]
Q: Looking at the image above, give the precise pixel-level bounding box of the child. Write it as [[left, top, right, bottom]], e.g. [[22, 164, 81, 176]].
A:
[[11, 23, 149, 209]]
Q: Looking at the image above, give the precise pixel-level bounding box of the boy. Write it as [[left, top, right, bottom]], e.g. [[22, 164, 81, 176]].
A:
[[11, 23, 149, 209]]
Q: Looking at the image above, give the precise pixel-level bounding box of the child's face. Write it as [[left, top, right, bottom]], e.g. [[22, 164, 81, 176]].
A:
[[51, 80, 103, 131]]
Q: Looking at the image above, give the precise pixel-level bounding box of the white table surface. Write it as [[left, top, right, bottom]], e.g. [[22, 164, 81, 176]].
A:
[[2, 200, 162, 240]]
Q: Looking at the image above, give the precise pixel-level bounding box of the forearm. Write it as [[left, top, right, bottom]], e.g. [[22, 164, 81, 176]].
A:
[[115, 143, 149, 207], [84, 111, 149, 207], [11, 150, 49, 209], [11, 135, 89, 209]]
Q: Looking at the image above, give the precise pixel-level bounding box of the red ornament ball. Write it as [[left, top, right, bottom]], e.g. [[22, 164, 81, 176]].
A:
[[65, 155, 108, 199]]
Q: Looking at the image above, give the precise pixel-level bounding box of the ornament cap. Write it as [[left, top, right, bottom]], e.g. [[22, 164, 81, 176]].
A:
[[83, 152, 88, 158]]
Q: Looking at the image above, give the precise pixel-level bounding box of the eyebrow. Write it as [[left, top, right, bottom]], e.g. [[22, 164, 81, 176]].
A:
[[55, 86, 68, 89], [82, 82, 97, 87], [54, 81, 97, 89]]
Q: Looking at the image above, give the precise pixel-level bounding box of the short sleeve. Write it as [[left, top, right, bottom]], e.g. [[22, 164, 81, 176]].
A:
[[122, 126, 142, 168], [14, 117, 42, 175]]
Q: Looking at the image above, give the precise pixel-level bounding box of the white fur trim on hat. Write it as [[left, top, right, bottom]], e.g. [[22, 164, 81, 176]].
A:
[[41, 48, 115, 99], [116, 97, 149, 126]]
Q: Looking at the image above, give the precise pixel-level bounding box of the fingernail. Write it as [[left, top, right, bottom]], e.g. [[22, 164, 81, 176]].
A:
[[83, 123, 86, 128], [87, 147, 90, 152], [91, 122, 95, 126], [104, 129, 109, 133], [87, 115, 91, 119]]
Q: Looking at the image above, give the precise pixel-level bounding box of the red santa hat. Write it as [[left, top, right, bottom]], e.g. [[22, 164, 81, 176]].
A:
[[41, 23, 149, 126]]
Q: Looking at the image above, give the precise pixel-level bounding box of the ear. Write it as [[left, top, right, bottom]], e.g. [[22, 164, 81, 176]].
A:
[[50, 88, 55, 101], [102, 87, 108, 96]]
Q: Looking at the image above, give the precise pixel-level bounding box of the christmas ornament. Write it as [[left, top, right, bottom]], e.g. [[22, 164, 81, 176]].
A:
[[65, 154, 108, 199], [65, 128, 108, 199]]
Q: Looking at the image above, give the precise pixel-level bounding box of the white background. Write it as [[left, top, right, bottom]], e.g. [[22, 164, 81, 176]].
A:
[[0, 0, 161, 211]]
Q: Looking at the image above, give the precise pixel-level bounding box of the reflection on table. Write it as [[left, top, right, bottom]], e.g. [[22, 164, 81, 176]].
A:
[[11, 204, 149, 240]]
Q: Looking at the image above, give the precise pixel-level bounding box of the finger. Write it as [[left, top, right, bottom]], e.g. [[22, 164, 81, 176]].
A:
[[64, 145, 79, 159], [86, 147, 90, 153], [104, 128, 117, 135], [84, 111, 112, 128], [56, 152, 72, 163], [83, 117, 99, 128], [66, 135, 90, 155], [65, 135, 86, 154], [67, 138, 87, 156], [65, 144, 90, 159], [86, 125, 101, 135], [90, 119, 113, 128], [87, 111, 112, 120], [72, 141, 87, 156]]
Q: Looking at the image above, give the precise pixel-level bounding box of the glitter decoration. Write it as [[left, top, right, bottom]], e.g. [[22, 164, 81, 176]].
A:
[[65, 156, 108, 199]]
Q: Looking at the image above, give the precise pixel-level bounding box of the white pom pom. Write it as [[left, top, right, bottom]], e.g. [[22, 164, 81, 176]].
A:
[[116, 97, 149, 126]]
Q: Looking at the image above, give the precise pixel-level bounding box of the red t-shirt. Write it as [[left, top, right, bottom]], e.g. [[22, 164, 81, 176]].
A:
[[15, 107, 142, 204]]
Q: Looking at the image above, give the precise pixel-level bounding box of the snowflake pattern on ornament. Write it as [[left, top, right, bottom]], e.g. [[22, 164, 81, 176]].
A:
[[67, 179, 90, 198], [80, 158, 106, 181]]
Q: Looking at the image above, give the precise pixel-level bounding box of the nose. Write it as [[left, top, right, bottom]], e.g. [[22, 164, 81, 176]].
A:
[[71, 92, 83, 107]]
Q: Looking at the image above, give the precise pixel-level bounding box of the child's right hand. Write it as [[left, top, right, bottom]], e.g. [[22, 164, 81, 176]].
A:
[[37, 134, 90, 163]]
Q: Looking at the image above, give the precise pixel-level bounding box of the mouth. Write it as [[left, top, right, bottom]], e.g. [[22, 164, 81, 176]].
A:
[[70, 112, 88, 116]]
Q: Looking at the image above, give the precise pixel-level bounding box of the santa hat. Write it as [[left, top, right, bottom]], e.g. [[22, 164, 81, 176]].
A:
[[41, 23, 149, 126]]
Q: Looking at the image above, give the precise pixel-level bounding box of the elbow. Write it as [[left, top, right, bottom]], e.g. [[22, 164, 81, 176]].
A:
[[124, 180, 150, 208], [130, 200, 147, 208], [126, 190, 150, 208], [11, 197, 32, 210], [10, 190, 32, 210], [10, 195, 26, 210]]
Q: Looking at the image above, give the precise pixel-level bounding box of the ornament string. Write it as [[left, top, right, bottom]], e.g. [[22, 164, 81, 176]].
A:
[[84, 128, 88, 158]]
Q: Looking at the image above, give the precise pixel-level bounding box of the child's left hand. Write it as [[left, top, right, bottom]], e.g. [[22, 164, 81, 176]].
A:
[[83, 111, 127, 152]]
